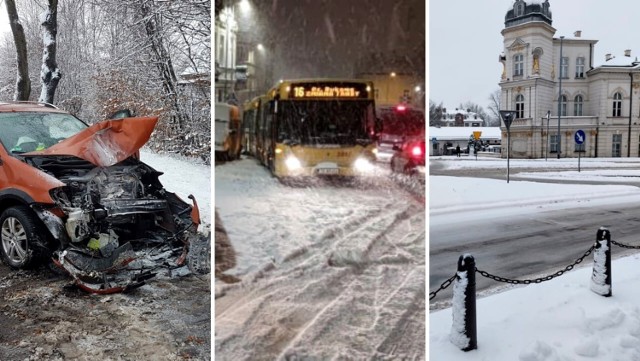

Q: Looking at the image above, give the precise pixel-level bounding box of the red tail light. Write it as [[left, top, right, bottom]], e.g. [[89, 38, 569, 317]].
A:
[[396, 105, 406, 112], [412, 145, 423, 157]]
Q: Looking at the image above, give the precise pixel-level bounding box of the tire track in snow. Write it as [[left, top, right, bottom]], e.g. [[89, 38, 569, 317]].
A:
[[215, 159, 425, 360], [215, 202, 424, 360]]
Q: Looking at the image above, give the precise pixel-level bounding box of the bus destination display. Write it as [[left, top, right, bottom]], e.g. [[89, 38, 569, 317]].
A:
[[290, 83, 369, 99]]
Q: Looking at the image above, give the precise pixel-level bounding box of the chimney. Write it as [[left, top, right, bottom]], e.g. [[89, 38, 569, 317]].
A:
[[606, 53, 613, 61], [625, 49, 631, 57], [574, 30, 582, 38]]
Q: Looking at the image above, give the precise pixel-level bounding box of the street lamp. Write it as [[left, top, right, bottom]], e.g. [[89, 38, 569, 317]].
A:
[[239, 0, 252, 14], [557, 35, 564, 159], [499, 110, 517, 183]]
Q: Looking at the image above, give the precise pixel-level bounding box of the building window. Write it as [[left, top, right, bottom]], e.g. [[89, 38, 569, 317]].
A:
[[613, 92, 622, 117], [612, 134, 622, 157], [575, 57, 585, 78], [574, 95, 583, 116], [515, 1, 525, 16], [550, 134, 559, 153], [515, 94, 524, 118], [514, 54, 524, 76], [217, 34, 225, 64], [560, 95, 567, 116], [560, 57, 569, 78]]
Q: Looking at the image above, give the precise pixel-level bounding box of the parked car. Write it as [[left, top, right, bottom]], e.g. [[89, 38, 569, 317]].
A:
[[0, 102, 203, 293], [390, 138, 426, 176]]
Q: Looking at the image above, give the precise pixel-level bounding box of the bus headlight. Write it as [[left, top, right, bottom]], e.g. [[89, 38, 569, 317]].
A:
[[285, 156, 302, 170], [354, 157, 374, 173]]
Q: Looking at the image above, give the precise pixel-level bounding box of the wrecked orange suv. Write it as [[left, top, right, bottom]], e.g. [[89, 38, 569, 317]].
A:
[[0, 102, 203, 293]]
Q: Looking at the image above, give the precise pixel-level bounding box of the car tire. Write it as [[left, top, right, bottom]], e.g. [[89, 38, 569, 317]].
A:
[[404, 161, 415, 175], [0, 206, 47, 269]]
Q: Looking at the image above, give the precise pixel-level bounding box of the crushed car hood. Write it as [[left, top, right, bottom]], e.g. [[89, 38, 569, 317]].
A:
[[24, 117, 158, 167]]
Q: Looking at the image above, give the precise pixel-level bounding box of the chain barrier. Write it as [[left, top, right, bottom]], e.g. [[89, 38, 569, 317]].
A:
[[611, 239, 640, 250], [429, 273, 457, 300], [476, 243, 595, 285]]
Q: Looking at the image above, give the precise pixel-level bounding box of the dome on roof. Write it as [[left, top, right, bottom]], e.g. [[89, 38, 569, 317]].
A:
[[505, 0, 552, 29]]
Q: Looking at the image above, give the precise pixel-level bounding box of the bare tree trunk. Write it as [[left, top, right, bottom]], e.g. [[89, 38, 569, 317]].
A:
[[39, 0, 62, 104], [139, 0, 188, 131], [5, 0, 31, 101]]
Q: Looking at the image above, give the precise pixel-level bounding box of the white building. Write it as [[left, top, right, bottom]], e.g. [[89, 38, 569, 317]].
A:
[[440, 108, 486, 127], [430, 127, 501, 156], [215, 4, 238, 103], [499, 0, 640, 158]]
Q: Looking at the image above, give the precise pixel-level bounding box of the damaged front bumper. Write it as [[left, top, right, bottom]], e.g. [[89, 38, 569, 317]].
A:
[[24, 156, 209, 294]]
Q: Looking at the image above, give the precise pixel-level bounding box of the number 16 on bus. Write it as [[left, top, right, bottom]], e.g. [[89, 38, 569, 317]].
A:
[[575, 129, 585, 172]]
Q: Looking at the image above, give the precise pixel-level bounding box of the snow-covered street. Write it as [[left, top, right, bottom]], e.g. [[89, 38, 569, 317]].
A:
[[215, 157, 425, 360], [430, 156, 640, 360]]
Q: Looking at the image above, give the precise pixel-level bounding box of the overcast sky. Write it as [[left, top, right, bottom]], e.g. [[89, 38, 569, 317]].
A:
[[430, 0, 640, 111], [0, 1, 9, 37]]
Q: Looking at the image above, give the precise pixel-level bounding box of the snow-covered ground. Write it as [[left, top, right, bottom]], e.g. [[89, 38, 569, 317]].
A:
[[215, 157, 425, 360], [430, 157, 640, 360], [140, 149, 211, 225]]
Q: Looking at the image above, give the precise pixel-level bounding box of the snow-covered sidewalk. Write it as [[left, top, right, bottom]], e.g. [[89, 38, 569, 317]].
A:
[[430, 159, 640, 360]]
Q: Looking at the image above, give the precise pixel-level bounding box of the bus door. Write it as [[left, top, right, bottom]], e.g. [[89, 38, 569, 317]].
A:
[[264, 100, 275, 170]]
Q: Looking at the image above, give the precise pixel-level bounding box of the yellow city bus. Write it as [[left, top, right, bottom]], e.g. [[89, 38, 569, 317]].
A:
[[254, 79, 378, 178]]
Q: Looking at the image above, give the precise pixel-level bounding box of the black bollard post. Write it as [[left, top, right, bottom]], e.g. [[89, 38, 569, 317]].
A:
[[590, 227, 612, 297], [450, 254, 477, 351]]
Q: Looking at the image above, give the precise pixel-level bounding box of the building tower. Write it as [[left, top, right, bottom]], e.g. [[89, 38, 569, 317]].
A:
[[499, 0, 556, 158]]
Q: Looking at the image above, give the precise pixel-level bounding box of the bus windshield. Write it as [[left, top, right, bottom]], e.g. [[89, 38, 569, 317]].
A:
[[277, 100, 374, 146], [380, 109, 425, 136]]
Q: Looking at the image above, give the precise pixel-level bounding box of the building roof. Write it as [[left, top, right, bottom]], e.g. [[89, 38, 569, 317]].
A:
[[429, 127, 502, 141], [505, 0, 552, 28]]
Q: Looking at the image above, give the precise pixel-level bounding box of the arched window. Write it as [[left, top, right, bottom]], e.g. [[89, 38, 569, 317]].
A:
[[560, 95, 567, 116], [513, 54, 524, 76], [613, 92, 623, 117], [515, 1, 525, 16], [515, 94, 525, 118], [574, 95, 583, 116]]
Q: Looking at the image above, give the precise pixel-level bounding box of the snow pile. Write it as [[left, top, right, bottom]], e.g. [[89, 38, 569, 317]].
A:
[[430, 253, 640, 360]]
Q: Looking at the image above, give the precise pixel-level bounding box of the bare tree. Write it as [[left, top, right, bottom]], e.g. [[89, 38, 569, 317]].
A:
[[487, 89, 502, 126], [429, 100, 445, 126], [5, 0, 30, 101], [38, 0, 61, 104]]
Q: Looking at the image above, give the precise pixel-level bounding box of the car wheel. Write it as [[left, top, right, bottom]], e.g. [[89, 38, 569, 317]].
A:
[[0, 206, 45, 269], [404, 161, 415, 175]]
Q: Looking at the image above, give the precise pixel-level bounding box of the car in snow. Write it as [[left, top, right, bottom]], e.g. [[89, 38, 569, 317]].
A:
[[0, 102, 204, 293], [375, 105, 425, 162], [390, 137, 425, 176]]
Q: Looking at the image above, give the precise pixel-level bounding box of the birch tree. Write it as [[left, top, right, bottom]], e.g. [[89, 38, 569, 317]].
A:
[[39, 0, 61, 104]]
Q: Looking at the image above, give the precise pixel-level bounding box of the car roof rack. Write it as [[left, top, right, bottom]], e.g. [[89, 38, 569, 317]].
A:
[[0, 101, 59, 109]]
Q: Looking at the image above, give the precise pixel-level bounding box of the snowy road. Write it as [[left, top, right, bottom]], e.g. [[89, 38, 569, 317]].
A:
[[215, 157, 425, 360]]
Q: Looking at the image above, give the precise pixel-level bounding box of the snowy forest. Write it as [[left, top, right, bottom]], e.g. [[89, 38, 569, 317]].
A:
[[0, 0, 211, 163]]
